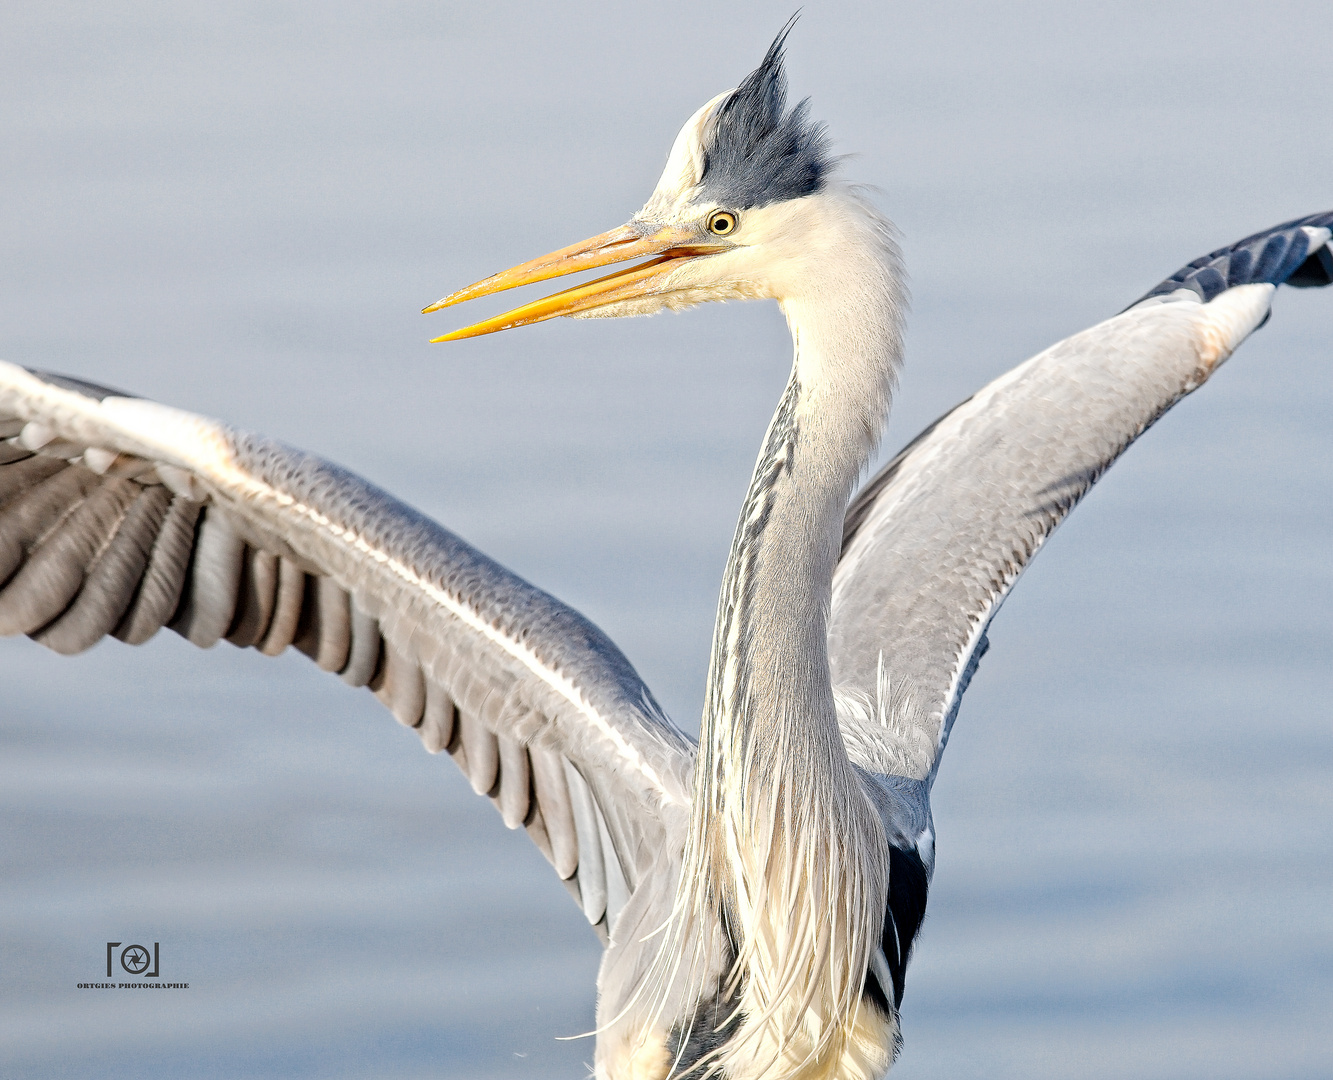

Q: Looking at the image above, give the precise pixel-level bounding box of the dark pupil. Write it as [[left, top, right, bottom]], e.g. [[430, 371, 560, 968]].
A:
[[715, 215, 731, 232]]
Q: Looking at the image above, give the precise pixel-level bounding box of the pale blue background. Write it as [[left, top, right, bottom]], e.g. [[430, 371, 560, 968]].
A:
[[2, 3, 1331, 1078]]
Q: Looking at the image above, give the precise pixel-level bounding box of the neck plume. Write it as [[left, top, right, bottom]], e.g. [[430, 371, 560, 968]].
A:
[[672, 189, 907, 1079]]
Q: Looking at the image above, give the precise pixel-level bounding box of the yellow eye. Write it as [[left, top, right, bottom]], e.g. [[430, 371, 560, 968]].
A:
[[707, 210, 738, 236]]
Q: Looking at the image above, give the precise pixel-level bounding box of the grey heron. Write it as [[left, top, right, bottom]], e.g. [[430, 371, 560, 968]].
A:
[[1, 23, 1330, 1080]]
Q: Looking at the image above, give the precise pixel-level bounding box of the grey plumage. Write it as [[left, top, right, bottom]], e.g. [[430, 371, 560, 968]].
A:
[[532, 745, 579, 879], [833, 297, 1221, 779], [170, 509, 244, 648], [0, 359, 691, 967], [291, 572, 344, 671], [340, 600, 381, 687], [418, 682, 455, 753], [114, 495, 200, 645], [0, 466, 99, 589], [458, 709, 499, 793], [832, 227, 1330, 796], [257, 556, 307, 656], [0, 454, 63, 506], [0, 477, 134, 636], [378, 640, 428, 727], [36, 483, 168, 654], [497, 734, 532, 829], [226, 546, 279, 649], [566, 758, 609, 925]]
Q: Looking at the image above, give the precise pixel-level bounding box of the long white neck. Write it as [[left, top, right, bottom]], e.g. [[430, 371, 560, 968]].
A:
[[679, 188, 907, 1079]]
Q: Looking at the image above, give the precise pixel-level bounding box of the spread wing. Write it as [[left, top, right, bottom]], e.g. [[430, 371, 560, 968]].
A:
[[0, 361, 696, 941], [830, 212, 1333, 787]]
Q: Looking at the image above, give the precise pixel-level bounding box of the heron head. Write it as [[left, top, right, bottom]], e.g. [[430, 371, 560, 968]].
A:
[[424, 24, 839, 340]]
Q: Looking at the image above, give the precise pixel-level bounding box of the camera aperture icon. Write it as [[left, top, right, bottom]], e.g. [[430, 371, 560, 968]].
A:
[[121, 945, 152, 975]]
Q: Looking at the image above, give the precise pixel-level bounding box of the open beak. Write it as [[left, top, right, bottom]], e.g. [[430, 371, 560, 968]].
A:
[[423, 223, 726, 342]]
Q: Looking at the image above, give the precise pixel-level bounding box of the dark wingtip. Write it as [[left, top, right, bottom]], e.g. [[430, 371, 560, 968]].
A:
[[1286, 239, 1333, 289], [1129, 210, 1333, 309]]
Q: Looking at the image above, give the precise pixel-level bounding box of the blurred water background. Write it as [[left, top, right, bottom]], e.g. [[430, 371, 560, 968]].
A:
[[1, 3, 1331, 1077]]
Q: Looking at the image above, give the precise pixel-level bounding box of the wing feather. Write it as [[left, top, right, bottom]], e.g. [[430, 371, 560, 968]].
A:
[[115, 496, 200, 645], [37, 484, 167, 654], [226, 546, 278, 649], [171, 510, 244, 648], [0, 359, 695, 940], [832, 213, 1333, 787]]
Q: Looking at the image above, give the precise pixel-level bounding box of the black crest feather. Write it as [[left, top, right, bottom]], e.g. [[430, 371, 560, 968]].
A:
[[698, 20, 832, 209]]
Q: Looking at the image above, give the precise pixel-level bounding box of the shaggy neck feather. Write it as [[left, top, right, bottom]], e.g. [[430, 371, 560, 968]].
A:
[[681, 189, 907, 1080]]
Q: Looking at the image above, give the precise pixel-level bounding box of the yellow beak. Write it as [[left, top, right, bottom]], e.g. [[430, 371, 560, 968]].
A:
[[424, 223, 726, 342]]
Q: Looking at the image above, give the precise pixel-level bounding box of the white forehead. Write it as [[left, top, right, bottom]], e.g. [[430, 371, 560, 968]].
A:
[[638, 89, 731, 221]]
